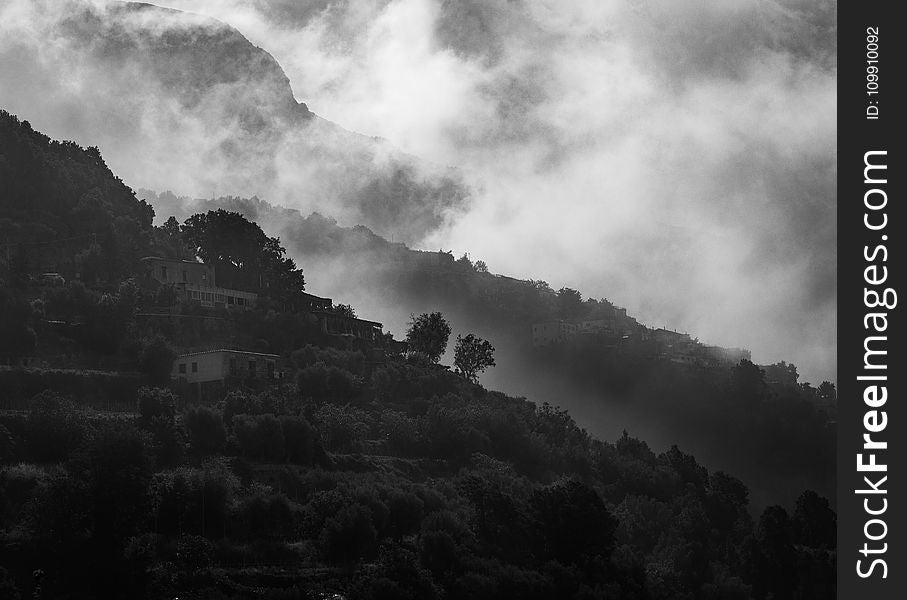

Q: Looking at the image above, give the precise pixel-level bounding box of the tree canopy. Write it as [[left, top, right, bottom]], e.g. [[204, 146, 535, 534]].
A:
[[180, 209, 305, 301], [454, 333, 496, 383], [405, 312, 451, 364]]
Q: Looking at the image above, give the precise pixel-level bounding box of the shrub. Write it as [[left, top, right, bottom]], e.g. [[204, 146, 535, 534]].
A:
[[313, 404, 371, 453], [0, 424, 15, 464], [234, 414, 286, 461], [280, 415, 320, 465], [139, 336, 176, 385], [184, 406, 226, 454], [319, 503, 377, 565], [25, 392, 87, 463], [137, 387, 176, 426]]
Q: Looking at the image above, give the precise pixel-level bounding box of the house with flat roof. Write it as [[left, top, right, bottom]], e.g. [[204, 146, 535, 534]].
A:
[[314, 311, 384, 342], [531, 321, 580, 347], [171, 349, 282, 385], [142, 257, 257, 309]]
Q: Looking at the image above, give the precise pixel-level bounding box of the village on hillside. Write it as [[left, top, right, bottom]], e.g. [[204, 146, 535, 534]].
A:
[[4, 236, 819, 407]]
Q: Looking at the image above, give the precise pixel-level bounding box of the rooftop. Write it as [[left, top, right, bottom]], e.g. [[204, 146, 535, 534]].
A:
[[175, 348, 280, 359], [141, 256, 207, 266]]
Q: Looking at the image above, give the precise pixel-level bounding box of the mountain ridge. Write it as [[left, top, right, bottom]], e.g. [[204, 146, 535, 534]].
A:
[[0, 0, 471, 244]]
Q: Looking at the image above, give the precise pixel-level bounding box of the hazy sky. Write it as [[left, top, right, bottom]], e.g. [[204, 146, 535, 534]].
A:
[[0, 0, 837, 384], [152, 0, 838, 385]]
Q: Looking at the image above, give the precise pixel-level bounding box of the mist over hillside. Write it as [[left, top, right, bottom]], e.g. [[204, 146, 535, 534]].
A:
[[141, 0, 837, 387], [143, 190, 835, 509], [0, 0, 469, 244], [0, 0, 842, 593], [0, 0, 837, 509], [0, 0, 836, 385], [0, 110, 835, 599]]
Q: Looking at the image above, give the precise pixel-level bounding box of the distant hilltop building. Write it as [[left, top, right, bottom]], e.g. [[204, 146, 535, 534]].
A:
[[297, 292, 384, 343], [532, 317, 750, 368], [651, 327, 692, 347], [532, 306, 634, 347], [532, 321, 580, 346], [392, 249, 456, 272], [315, 312, 384, 343], [702, 345, 751, 365], [142, 256, 257, 309]]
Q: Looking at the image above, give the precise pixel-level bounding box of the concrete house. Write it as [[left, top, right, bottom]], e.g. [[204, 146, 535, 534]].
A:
[[172, 349, 282, 385], [142, 257, 257, 309], [531, 321, 580, 346], [315, 312, 384, 342]]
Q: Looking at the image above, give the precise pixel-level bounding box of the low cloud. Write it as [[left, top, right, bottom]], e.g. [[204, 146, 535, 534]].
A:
[[0, 0, 836, 384]]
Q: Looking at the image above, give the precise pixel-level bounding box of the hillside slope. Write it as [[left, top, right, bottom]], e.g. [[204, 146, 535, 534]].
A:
[[0, 109, 155, 280], [144, 191, 836, 509], [0, 110, 836, 600]]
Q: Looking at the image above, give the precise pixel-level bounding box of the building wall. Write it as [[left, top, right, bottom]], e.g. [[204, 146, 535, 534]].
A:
[[183, 284, 257, 309], [173, 352, 226, 384], [145, 258, 214, 287], [143, 257, 257, 309], [532, 321, 579, 346], [317, 313, 383, 342], [172, 351, 280, 384]]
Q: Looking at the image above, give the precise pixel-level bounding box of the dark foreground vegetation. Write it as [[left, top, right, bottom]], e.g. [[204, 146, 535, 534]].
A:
[[0, 109, 835, 598], [1, 372, 835, 600]]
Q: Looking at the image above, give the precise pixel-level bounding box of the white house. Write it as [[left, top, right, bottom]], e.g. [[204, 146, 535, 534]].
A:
[[171, 349, 282, 384]]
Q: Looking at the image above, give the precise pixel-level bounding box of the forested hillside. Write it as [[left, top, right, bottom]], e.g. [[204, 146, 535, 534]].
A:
[[0, 110, 155, 283], [144, 190, 837, 508], [0, 112, 834, 599]]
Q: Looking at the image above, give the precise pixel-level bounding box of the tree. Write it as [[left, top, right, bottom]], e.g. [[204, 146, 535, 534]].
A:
[[557, 287, 584, 317], [455, 253, 474, 271], [817, 381, 836, 406], [26, 392, 87, 463], [792, 490, 836, 549], [0, 424, 15, 464], [453, 334, 496, 383], [162, 216, 180, 238], [531, 480, 618, 563], [730, 359, 768, 404], [82, 423, 153, 545], [405, 312, 451, 363], [474, 260, 488, 273], [319, 503, 378, 565], [136, 387, 176, 426], [139, 336, 176, 385], [184, 406, 226, 454], [0, 288, 36, 364], [333, 303, 357, 318], [181, 210, 304, 299]]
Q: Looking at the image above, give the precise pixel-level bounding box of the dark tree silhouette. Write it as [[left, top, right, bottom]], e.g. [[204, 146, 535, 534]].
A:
[[556, 287, 584, 317], [0, 288, 36, 364], [730, 359, 768, 403], [184, 406, 227, 454], [136, 387, 176, 426], [333, 303, 357, 318], [453, 334, 496, 383], [181, 209, 305, 299], [531, 480, 617, 563], [817, 381, 837, 406], [792, 490, 836, 549], [139, 336, 176, 386], [405, 312, 451, 363]]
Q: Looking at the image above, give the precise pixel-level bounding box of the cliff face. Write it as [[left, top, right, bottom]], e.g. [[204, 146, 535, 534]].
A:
[[60, 2, 310, 129], [0, 0, 469, 244]]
